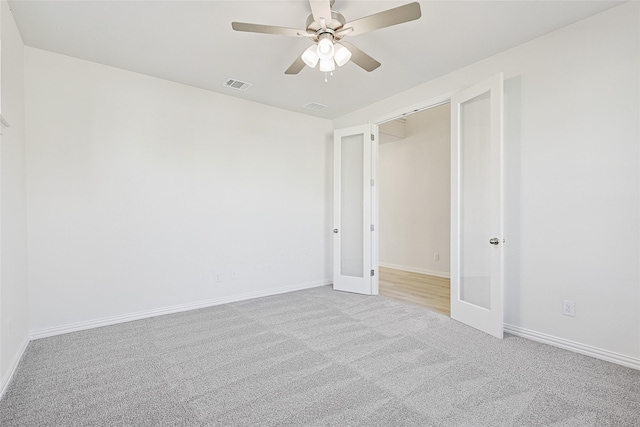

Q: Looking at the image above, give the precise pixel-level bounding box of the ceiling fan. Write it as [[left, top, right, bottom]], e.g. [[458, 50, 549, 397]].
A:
[[231, 0, 421, 78]]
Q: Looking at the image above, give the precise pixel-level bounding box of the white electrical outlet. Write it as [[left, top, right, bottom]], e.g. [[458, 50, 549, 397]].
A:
[[231, 271, 237, 280], [433, 253, 440, 261], [562, 300, 575, 317], [214, 273, 221, 283]]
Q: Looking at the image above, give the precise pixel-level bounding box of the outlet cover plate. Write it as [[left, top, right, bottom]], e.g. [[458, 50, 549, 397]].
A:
[[562, 300, 575, 317]]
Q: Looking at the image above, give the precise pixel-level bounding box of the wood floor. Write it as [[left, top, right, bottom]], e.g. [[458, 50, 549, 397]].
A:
[[379, 266, 450, 316]]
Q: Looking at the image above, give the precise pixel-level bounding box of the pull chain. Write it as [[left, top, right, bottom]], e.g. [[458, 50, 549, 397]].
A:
[[324, 71, 334, 83]]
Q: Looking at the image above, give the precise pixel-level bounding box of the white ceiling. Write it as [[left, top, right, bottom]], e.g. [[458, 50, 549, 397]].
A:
[[8, 0, 624, 119]]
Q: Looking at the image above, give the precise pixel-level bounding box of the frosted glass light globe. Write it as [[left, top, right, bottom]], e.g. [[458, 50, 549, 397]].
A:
[[301, 45, 319, 68], [317, 35, 334, 60], [319, 58, 335, 72], [333, 43, 352, 67]]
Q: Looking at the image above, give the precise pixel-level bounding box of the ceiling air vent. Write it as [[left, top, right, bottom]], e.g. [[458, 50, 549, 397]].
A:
[[303, 102, 328, 112], [223, 78, 252, 91]]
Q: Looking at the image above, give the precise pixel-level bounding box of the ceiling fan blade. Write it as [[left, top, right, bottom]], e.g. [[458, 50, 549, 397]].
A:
[[285, 55, 307, 75], [232, 22, 307, 37], [340, 41, 381, 72], [309, 0, 332, 26], [343, 2, 421, 37]]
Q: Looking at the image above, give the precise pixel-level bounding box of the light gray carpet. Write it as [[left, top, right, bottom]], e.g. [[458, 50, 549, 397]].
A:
[[1, 286, 639, 426]]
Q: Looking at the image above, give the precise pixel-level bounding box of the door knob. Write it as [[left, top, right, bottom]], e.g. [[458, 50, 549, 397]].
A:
[[489, 238, 499, 245], [333, 229, 339, 233]]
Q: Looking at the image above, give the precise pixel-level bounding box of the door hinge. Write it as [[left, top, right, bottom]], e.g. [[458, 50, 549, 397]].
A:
[[370, 269, 375, 277], [370, 224, 374, 231], [371, 134, 375, 141], [370, 179, 375, 186]]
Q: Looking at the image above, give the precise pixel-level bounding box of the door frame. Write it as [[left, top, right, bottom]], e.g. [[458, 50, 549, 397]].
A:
[[368, 80, 504, 336], [370, 92, 455, 308]]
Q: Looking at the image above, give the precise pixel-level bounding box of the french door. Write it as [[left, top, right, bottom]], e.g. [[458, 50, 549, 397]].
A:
[[450, 73, 504, 338], [332, 124, 378, 295], [332, 73, 504, 340]]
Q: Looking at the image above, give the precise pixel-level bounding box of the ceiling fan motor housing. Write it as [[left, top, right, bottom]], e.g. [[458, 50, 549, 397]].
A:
[[305, 11, 347, 42]]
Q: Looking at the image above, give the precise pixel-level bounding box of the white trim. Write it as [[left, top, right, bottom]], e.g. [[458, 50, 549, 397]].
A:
[[31, 279, 331, 340], [379, 262, 450, 279], [504, 324, 640, 371], [0, 337, 29, 400], [371, 92, 454, 125]]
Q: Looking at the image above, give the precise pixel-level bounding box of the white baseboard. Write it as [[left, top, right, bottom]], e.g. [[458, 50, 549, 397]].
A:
[[504, 324, 640, 371], [30, 279, 331, 340], [379, 262, 450, 279], [0, 336, 29, 400], [24, 280, 639, 376]]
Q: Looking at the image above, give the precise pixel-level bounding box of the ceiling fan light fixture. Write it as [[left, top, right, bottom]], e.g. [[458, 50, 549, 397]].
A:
[[317, 34, 334, 60], [319, 58, 335, 72], [301, 45, 320, 68], [232, 1, 423, 77], [333, 43, 352, 67]]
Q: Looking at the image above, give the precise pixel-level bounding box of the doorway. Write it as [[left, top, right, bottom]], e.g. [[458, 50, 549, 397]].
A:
[[376, 103, 451, 316], [333, 73, 504, 337]]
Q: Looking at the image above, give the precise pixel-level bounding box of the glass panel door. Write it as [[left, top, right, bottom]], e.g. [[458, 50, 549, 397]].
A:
[[451, 73, 504, 338], [333, 125, 375, 295]]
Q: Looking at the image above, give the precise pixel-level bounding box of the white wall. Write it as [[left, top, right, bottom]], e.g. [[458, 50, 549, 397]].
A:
[[0, 0, 29, 394], [335, 3, 640, 362], [25, 48, 333, 334], [379, 104, 450, 277]]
